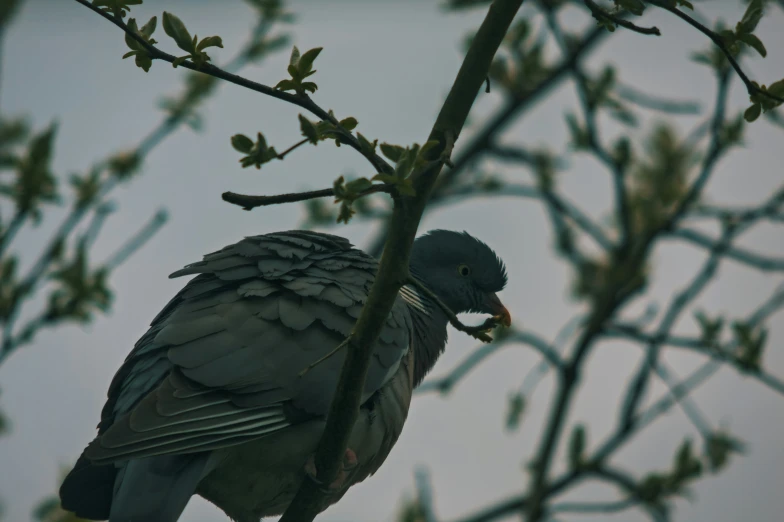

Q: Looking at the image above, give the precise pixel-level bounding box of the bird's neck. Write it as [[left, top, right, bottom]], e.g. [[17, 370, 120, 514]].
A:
[[401, 276, 449, 387]]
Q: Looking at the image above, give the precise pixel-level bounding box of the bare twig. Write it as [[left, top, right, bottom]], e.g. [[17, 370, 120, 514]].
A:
[[416, 329, 564, 395], [222, 184, 392, 211], [669, 227, 784, 271]]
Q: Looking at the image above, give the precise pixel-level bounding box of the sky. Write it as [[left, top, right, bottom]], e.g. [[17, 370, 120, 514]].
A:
[[1, 1, 783, 521]]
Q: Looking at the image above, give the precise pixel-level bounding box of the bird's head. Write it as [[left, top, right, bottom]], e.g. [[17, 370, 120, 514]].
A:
[[409, 230, 511, 326]]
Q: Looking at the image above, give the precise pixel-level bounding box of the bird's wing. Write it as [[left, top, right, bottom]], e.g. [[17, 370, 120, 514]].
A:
[[86, 231, 411, 464]]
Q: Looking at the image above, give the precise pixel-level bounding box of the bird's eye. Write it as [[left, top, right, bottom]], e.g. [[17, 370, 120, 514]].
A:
[[457, 264, 471, 277]]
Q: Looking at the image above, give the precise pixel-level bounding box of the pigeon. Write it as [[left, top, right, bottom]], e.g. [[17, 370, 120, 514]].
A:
[[59, 229, 510, 522]]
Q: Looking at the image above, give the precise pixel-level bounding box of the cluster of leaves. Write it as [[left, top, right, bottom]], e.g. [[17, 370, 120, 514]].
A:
[[572, 254, 648, 303], [297, 112, 358, 147], [637, 435, 743, 508], [231, 132, 280, 169], [122, 16, 157, 72], [591, 0, 693, 33], [626, 124, 695, 234], [161, 12, 223, 68], [731, 320, 767, 371], [328, 139, 438, 224], [275, 46, 323, 95], [0, 122, 59, 222], [121, 9, 224, 72], [91, 0, 142, 19], [46, 244, 113, 325]]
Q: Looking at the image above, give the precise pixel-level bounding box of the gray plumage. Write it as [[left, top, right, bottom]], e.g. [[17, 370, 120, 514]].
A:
[[59, 229, 509, 522]]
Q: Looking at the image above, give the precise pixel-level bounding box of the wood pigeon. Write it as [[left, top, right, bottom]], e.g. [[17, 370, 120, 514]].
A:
[[59, 229, 510, 522]]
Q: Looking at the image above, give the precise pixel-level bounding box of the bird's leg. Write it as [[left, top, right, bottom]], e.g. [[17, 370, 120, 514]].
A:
[[304, 448, 358, 492]]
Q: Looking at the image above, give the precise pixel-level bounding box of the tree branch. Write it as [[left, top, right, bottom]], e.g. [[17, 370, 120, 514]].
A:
[[222, 184, 392, 211], [72, 0, 394, 177], [645, 0, 784, 105], [416, 329, 564, 396], [277, 1, 524, 520], [669, 227, 784, 272]]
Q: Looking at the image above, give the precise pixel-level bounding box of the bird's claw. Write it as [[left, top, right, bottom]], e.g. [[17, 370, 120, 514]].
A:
[[304, 448, 358, 492]]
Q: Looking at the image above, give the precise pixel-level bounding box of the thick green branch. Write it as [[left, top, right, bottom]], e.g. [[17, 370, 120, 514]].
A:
[[277, 1, 524, 520]]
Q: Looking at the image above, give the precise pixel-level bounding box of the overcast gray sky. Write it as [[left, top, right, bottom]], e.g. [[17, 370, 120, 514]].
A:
[[1, 1, 783, 521]]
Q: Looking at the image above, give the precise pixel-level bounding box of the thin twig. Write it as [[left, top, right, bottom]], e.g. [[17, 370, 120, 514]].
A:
[[669, 228, 784, 271], [222, 183, 393, 211], [416, 329, 564, 395], [584, 0, 661, 35], [646, 0, 784, 105]]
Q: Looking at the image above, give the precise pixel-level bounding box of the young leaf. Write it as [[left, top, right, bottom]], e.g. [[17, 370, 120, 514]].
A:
[[231, 134, 254, 154], [737, 0, 764, 35], [162, 12, 195, 54], [298, 47, 323, 75], [140, 15, 157, 37], [289, 45, 301, 67], [196, 35, 224, 52], [298, 114, 320, 144], [744, 102, 761, 122], [338, 117, 358, 131], [738, 33, 766, 57], [380, 143, 405, 163]]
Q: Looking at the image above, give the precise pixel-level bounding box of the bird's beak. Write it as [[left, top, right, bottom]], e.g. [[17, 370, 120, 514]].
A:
[[483, 292, 512, 327]]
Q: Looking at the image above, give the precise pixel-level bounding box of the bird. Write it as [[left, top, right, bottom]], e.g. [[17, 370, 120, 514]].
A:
[[59, 229, 510, 522]]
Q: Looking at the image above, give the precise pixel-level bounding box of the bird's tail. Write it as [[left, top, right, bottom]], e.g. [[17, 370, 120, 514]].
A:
[[60, 451, 209, 522]]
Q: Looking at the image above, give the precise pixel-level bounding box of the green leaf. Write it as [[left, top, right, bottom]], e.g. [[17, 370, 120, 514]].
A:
[[345, 177, 372, 193], [338, 117, 358, 131], [124, 18, 145, 51], [371, 173, 397, 184], [301, 81, 318, 93], [298, 114, 319, 144], [91, 0, 142, 18], [231, 134, 254, 153], [738, 33, 766, 57], [135, 52, 152, 72], [768, 79, 784, 98], [356, 132, 377, 155], [298, 47, 323, 75], [275, 79, 297, 92], [288, 45, 301, 67], [705, 432, 744, 472], [172, 55, 190, 68], [140, 15, 157, 37], [744, 102, 761, 122], [568, 425, 586, 470], [737, 0, 764, 34], [162, 12, 195, 54], [196, 35, 224, 52], [380, 143, 405, 163]]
